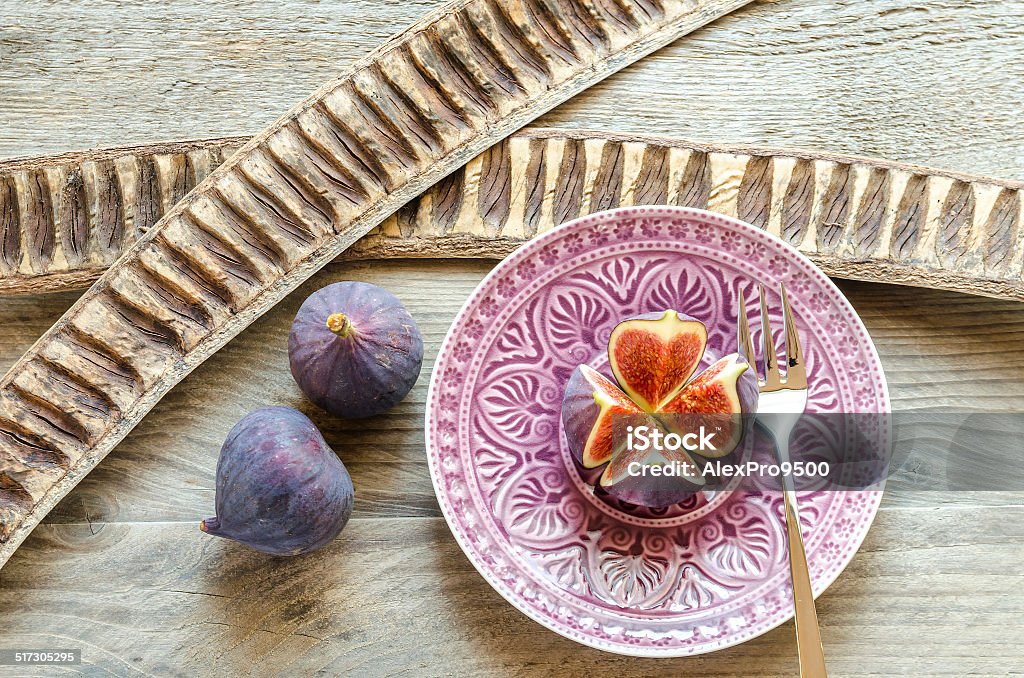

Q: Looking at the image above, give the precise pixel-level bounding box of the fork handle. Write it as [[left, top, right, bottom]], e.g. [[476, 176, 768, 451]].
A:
[[782, 485, 829, 678]]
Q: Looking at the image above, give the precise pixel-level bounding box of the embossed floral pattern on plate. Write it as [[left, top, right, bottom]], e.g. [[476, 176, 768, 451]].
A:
[[426, 207, 888, 656]]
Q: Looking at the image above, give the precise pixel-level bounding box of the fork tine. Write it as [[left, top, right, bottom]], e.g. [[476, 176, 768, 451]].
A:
[[779, 282, 807, 389], [736, 287, 757, 377], [759, 284, 782, 390]]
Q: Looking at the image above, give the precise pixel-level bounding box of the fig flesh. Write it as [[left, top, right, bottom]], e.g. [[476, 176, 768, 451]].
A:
[[660, 353, 758, 459], [608, 310, 707, 412], [561, 365, 645, 468], [289, 281, 423, 418], [561, 310, 757, 508], [201, 406, 354, 556]]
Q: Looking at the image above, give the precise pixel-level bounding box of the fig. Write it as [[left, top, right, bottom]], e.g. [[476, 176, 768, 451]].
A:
[[561, 310, 758, 508], [598, 418, 706, 507], [200, 406, 354, 556], [561, 365, 645, 468], [660, 353, 758, 458], [608, 310, 707, 412], [289, 281, 423, 418]]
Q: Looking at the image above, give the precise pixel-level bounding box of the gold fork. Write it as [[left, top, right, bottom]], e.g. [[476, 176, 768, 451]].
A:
[[738, 283, 828, 678]]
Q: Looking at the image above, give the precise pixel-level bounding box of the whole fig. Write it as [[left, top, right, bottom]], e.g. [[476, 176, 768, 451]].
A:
[[201, 406, 354, 556], [289, 281, 423, 418]]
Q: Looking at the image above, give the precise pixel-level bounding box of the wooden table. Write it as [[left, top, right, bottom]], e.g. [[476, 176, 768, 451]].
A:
[[2, 1, 1023, 675]]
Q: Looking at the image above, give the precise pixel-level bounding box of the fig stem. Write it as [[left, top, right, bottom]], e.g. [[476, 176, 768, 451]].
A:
[[200, 517, 222, 534], [326, 313, 353, 338]]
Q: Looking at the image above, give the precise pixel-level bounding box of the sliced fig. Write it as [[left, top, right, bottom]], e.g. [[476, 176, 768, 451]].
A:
[[561, 365, 644, 469], [561, 311, 759, 510], [608, 310, 708, 412], [598, 419, 705, 508], [659, 353, 757, 458]]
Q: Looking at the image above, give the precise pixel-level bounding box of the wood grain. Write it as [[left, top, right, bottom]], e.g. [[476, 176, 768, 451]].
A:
[[4, 130, 1024, 301], [2, 260, 1024, 676], [4, 1, 1024, 183], [1, 508, 1021, 677], [0, 0, 756, 568]]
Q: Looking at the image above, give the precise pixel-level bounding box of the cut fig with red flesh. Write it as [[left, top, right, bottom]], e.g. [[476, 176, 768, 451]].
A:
[[658, 353, 758, 459], [598, 418, 705, 508], [561, 311, 758, 509], [608, 310, 708, 412], [561, 365, 644, 469]]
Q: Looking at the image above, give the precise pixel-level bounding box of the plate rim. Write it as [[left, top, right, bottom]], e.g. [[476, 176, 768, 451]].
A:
[[425, 205, 890, 657]]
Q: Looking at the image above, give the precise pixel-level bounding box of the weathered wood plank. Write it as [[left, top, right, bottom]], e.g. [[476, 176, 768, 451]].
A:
[[3, 0, 1023, 183], [0, 0, 756, 568], [4, 131, 1024, 301], [0, 508, 1021, 676]]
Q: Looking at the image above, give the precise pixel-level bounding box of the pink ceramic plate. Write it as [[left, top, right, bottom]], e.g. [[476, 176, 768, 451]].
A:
[[426, 207, 888, 656]]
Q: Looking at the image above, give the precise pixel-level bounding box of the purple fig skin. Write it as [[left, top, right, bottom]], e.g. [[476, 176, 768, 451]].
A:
[[713, 352, 759, 448], [561, 365, 601, 468], [602, 468, 703, 508], [616, 310, 702, 323], [561, 365, 649, 470], [600, 422, 705, 508], [289, 281, 423, 418], [201, 406, 354, 556], [735, 356, 759, 422]]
